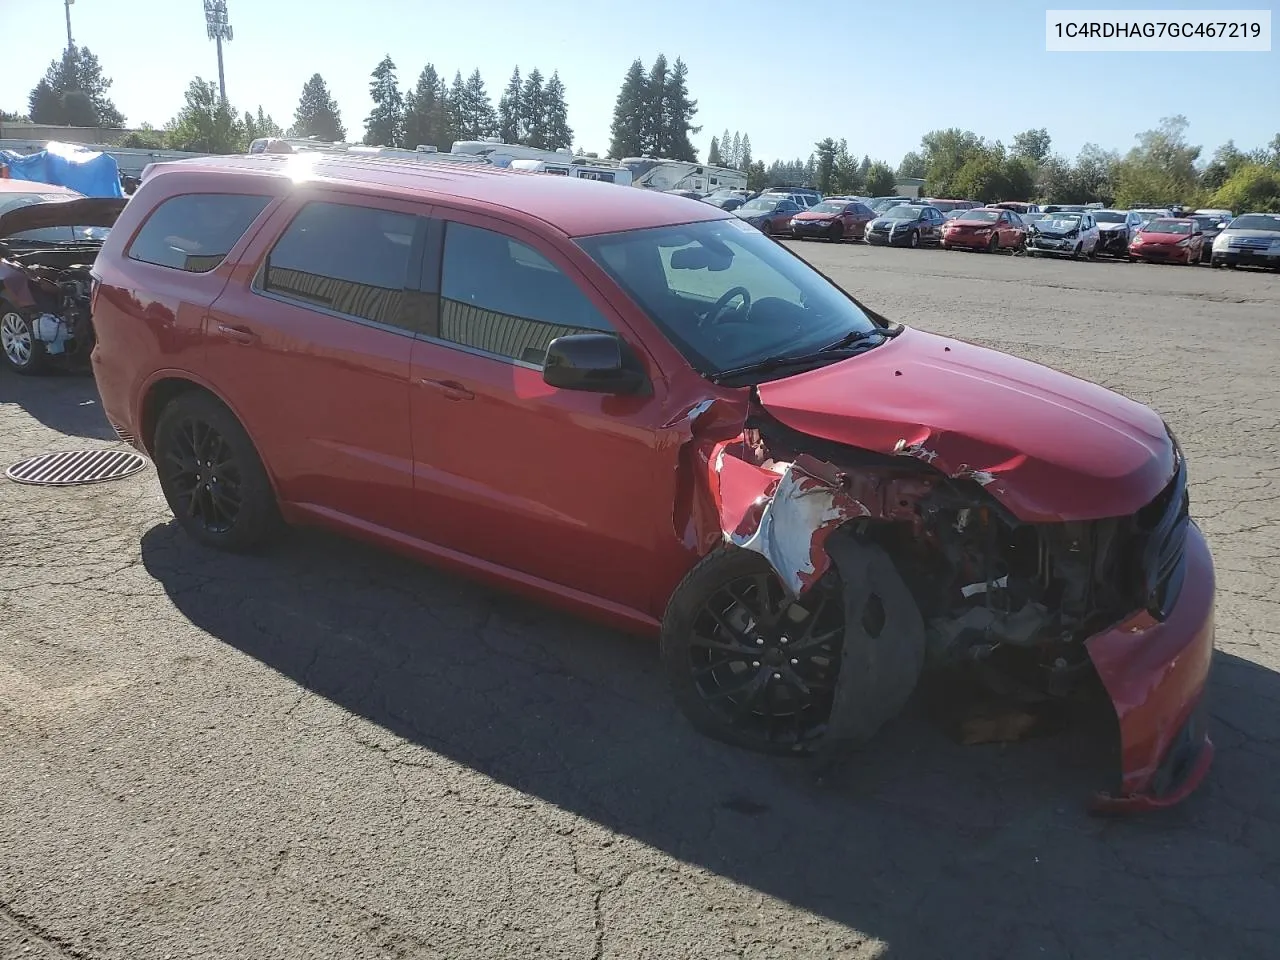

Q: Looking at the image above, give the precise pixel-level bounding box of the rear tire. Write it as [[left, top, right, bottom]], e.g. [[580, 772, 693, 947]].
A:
[[1, 305, 50, 376], [153, 391, 283, 552]]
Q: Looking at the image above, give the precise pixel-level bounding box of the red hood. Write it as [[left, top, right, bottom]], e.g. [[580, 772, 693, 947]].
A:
[[756, 327, 1175, 522], [0, 197, 129, 239], [793, 210, 836, 221], [1135, 231, 1187, 242]]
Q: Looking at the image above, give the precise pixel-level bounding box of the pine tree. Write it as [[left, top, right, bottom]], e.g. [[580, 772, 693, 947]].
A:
[[608, 59, 647, 159], [543, 71, 573, 150], [404, 64, 450, 150], [720, 128, 734, 166], [730, 132, 742, 169], [165, 77, 245, 153], [519, 69, 547, 148], [364, 55, 404, 147], [858, 154, 872, 185], [463, 69, 497, 140], [245, 105, 283, 142], [27, 45, 124, 127], [641, 54, 669, 155], [739, 134, 752, 172], [662, 58, 699, 161], [292, 73, 346, 141], [707, 136, 721, 166], [498, 67, 522, 144], [447, 71, 469, 140]]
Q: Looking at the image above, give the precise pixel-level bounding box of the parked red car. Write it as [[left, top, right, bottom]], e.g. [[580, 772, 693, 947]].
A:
[[90, 155, 1214, 811], [940, 207, 1027, 252], [1129, 218, 1204, 264], [788, 199, 876, 242]]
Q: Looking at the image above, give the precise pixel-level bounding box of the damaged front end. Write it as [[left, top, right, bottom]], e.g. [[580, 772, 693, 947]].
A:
[[682, 386, 1212, 812], [0, 197, 127, 374]]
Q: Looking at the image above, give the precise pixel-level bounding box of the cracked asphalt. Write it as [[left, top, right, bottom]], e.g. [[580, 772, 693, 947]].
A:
[[2, 246, 1278, 960]]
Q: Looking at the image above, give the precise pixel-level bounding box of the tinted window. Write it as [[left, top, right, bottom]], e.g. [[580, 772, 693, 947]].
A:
[[128, 193, 271, 273], [437, 222, 613, 366], [261, 201, 417, 328]]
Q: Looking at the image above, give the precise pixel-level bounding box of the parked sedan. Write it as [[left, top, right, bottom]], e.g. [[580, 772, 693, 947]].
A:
[[940, 207, 1027, 252], [1186, 215, 1229, 263], [89, 153, 1216, 812], [1091, 209, 1144, 258], [788, 199, 876, 241], [733, 196, 804, 236], [1210, 212, 1280, 269], [1025, 211, 1100, 258], [1128, 218, 1204, 265], [703, 194, 746, 212], [864, 203, 946, 247]]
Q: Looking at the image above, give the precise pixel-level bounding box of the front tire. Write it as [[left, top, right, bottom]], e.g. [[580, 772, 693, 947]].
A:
[[1, 306, 49, 375], [828, 223, 843, 242], [661, 546, 843, 756], [986, 233, 999, 254], [153, 391, 282, 552], [908, 230, 920, 249]]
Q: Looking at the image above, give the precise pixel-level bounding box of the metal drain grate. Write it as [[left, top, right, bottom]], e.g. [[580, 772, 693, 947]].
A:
[[5, 449, 149, 486]]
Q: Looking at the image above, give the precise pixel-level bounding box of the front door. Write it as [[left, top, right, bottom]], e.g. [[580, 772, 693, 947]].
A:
[[204, 194, 426, 531], [407, 212, 670, 612]]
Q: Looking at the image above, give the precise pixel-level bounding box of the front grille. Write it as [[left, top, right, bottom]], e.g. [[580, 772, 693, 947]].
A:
[[1229, 237, 1271, 250], [1132, 458, 1190, 619]]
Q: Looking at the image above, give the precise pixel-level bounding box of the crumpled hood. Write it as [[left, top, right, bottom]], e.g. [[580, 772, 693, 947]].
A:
[[756, 327, 1175, 522], [1034, 219, 1082, 236], [0, 197, 129, 239], [1097, 223, 1128, 232]]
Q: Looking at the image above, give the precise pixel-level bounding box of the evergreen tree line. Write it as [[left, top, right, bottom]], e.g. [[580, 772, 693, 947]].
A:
[[360, 57, 573, 151], [9, 47, 1278, 210]]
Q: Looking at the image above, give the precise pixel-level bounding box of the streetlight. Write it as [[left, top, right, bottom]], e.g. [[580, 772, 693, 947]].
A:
[[203, 0, 234, 106], [62, 0, 74, 52]]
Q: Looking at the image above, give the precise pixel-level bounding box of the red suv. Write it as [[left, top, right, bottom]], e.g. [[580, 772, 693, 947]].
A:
[[90, 155, 1214, 811]]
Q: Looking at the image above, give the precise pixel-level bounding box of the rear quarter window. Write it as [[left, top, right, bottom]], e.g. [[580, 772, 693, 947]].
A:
[[126, 193, 272, 273]]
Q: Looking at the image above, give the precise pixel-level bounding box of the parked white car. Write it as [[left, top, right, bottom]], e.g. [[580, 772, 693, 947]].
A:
[[1024, 210, 1101, 259]]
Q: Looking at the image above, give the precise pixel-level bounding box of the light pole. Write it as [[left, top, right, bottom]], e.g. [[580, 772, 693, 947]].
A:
[[203, 0, 234, 106], [63, 0, 74, 52]]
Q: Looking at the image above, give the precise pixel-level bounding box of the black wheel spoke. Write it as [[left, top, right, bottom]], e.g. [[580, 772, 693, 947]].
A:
[[690, 632, 756, 658]]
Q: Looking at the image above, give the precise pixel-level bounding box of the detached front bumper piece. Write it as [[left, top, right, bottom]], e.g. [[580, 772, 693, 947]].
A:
[[1086, 522, 1215, 813]]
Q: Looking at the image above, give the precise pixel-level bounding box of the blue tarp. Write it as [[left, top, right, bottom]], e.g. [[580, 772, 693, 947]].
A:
[[0, 141, 124, 198]]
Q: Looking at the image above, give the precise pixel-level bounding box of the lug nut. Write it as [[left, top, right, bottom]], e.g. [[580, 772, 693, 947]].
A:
[[752, 661, 760, 668], [790, 658, 798, 665]]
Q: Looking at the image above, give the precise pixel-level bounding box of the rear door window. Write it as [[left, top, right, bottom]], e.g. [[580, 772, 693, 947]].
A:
[[259, 201, 419, 330], [127, 193, 271, 273]]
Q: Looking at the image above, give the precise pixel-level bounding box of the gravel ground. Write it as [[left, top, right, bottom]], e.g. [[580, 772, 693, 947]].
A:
[[1, 245, 1278, 960]]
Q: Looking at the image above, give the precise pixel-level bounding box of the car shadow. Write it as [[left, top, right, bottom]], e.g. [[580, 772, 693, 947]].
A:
[[0, 367, 116, 442], [139, 522, 1280, 958]]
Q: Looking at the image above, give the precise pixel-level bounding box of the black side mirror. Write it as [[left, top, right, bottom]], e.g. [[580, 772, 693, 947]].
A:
[[543, 333, 646, 394]]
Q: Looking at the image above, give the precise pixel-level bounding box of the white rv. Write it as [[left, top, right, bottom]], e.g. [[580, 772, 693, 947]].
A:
[[620, 158, 747, 194], [507, 158, 632, 185]]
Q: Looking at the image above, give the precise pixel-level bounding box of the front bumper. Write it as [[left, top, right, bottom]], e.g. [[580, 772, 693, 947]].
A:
[[942, 231, 993, 249], [1131, 243, 1191, 262], [1086, 521, 1215, 813], [790, 220, 841, 237], [1025, 236, 1076, 255], [1213, 248, 1280, 267], [1096, 230, 1129, 254], [865, 230, 911, 246]]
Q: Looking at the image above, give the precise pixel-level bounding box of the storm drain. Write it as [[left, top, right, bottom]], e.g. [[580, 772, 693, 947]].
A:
[[5, 449, 149, 486]]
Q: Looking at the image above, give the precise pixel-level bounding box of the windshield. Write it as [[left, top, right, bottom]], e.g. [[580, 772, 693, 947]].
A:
[[809, 201, 846, 214], [1092, 211, 1126, 223], [1143, 219, 1191, 235], [870, 198, 905, 213], [1040, 214, 1082, 227], [882, 205, 923, 219], [1188, 216, 1220, 230], [958, 210, 1000, 222], [739, 198, 779, 212], [929, 200, 961, 212], [1228, 214, 1280, 231], [578, 218, 880, 380]]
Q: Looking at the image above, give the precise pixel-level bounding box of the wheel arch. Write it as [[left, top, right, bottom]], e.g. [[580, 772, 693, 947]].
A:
[[139, 374, 284, 502]]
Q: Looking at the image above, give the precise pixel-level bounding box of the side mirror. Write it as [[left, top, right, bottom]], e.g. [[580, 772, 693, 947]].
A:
[[543, 333, 646, 395]]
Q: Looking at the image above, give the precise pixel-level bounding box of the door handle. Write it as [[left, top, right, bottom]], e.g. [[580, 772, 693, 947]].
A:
[[216, 323, 259, 345], [417, 377, 474, 401]]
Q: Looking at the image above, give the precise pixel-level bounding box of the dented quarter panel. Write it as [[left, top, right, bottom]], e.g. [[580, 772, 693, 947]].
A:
[[755, 327, 1175, 522], [1086, 523, 1215, 808], [0, 259, 37, 307]]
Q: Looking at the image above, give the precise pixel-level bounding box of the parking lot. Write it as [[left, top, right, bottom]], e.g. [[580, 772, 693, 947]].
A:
[[2, 243, 1278, 960]]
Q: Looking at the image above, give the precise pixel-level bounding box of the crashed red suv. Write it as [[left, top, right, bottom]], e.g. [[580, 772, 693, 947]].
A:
[[90, 155, 1215, 811]]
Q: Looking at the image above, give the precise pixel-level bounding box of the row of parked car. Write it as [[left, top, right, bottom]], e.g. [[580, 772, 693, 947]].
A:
[[691, 187, 1280, 270]]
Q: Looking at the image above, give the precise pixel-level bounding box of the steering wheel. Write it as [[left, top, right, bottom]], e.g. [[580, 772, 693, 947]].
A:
[[700, 286, 752, 328]]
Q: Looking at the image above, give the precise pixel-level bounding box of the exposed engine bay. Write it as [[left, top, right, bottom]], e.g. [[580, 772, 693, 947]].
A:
[[0, 196, 127, 374], [678, 380, 1202, 810]]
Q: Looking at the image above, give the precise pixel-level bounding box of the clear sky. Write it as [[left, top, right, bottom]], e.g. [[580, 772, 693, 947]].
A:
[[1, 0, 1276, 165]]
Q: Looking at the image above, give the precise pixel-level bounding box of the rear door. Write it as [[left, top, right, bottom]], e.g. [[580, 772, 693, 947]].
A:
[[406, 211, 670, 611], [202, 192, 426, 532]]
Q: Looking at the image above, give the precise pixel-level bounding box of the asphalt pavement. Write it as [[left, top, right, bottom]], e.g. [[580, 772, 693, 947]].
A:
[[2, 245, 1278, 960]]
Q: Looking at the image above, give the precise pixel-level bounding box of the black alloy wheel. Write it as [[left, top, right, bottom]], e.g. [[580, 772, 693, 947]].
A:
[[154, 392, 282, 551], [908, 229, 920, 249], [987, 233, 999, 253], [828, 222, 844, 242], [662, 547, 845, 754]]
